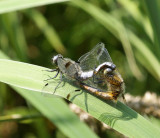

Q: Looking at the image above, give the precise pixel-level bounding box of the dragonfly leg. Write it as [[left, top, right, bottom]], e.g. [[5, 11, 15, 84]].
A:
[[53, 72, 63, 93], [42, 68, 58, 72], [44, 70, 60, 81]]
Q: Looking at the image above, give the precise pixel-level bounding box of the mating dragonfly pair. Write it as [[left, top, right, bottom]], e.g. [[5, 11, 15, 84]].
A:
[[45, 42, 125, 103]]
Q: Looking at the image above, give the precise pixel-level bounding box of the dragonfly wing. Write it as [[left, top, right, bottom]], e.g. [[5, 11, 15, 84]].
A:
[[78, 42, 120, 91], [78, 42, 105, 71], [78, 42, 113, 71], [97, 45, 113, 63]]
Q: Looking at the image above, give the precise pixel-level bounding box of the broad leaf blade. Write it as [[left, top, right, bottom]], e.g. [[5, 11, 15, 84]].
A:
[[0, 58, 160, 137], [0, 53, 98, 138], [0, 0, 69, 14]]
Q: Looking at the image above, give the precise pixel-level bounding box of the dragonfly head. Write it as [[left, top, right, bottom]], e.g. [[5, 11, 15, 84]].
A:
[[52, 54, 63, 65]]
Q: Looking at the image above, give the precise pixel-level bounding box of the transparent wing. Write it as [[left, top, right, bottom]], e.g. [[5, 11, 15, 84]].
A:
[[97, 44, 113, 63], [79, 42, 121, 90], [78, 42, 113, 71]]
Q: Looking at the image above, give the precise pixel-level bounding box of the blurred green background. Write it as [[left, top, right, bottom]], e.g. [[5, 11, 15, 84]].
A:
[[0, 0, 160, 137]]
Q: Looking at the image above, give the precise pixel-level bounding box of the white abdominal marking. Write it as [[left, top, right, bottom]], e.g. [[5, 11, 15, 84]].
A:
[[80, 71, 94, 79], [95, 62, 113, 72]]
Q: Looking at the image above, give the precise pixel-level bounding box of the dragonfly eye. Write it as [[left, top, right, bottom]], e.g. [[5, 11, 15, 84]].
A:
[[52, 54, 63, 64], [111, 64, 116, 70], [104, 68, 113, 75]]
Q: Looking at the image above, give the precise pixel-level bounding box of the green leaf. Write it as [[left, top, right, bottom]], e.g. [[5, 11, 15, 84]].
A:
[[0, 0, 69, 14], [0, 52, 98, 138], [0, 58, 160, 137]]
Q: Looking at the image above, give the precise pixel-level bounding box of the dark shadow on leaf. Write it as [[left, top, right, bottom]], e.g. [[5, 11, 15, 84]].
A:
[[98, 101, 138, 127], [84, 92, 88, 112], [69, 91, 83, 102]]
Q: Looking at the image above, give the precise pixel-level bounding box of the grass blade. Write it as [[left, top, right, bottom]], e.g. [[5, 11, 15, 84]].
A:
[[0, 0, 69, 14], [15, 88, 98, 138], [0, 52, 98, 138], [0, 58, 160, 137], [0, 12, 28, 61], [143, 0, 160, 58]]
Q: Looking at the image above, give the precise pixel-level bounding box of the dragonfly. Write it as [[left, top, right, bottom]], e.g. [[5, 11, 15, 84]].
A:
[[44, 54, 95, 92], [44, 42, 125, 102], [78, 42, 126, 102]]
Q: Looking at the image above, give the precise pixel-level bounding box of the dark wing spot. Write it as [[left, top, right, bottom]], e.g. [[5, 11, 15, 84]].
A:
[[65, 61, 72, 68]]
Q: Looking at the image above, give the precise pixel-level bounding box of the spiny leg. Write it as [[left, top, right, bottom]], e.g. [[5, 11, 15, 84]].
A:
[[44, 70, 59, 81], [53, 72, 63, 93], [42, 68, 58, 72], [43, 69, 60, 94], [42, 74, 58, 95]]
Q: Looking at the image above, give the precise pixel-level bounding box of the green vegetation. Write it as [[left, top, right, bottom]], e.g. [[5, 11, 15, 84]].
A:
[[0, 0, 159, 137]]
